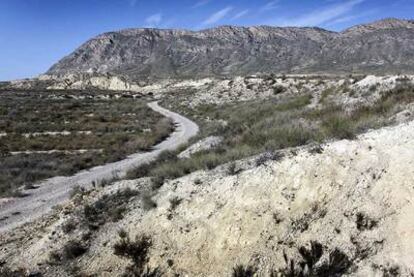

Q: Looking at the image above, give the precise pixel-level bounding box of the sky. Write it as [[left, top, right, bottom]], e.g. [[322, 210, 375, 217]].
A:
[[1, 0, 413, 81]]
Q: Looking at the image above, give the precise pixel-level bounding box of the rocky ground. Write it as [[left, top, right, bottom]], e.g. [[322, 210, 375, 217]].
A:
[[5, 73, 414, 109], [2, 115, 414, 276], [1, 75, 414, 276]]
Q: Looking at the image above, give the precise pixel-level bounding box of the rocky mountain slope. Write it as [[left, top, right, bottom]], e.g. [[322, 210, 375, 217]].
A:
[[48, 18, 414, 80]]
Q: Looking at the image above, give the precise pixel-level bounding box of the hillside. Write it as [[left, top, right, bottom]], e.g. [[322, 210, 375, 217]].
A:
[[2, 101, 414, 276], [47, 18, 414, 80], [2, 75, 414, 276]]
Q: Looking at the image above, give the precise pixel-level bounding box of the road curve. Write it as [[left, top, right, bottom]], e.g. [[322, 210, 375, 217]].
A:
[[0, 102, 199, 233]]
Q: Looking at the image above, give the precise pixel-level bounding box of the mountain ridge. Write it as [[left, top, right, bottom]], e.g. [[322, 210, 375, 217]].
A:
[[48, 18, 414, 80]]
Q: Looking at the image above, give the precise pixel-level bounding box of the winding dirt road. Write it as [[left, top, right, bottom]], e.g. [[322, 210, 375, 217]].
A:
[[0, 102, 199, 233]]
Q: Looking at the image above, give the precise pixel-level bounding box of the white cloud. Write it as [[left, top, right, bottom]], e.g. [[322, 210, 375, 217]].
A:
[[145, 13, 163, 27], [326, 9, 377, 26], [328, 15, 359, 25], [193, 0, 211, 9], [202, 6, 233, 25], [231, 9, 249, 20], [260, 1, 279, 12], [277, 0, 365, 27]]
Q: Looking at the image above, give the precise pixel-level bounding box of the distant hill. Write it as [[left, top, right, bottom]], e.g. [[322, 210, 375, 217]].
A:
[[48, 18, 414, 80]]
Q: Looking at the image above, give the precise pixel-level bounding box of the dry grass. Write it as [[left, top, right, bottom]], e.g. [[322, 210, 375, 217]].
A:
[[0, 90, 173, 197], [128, 84, 414, 184]]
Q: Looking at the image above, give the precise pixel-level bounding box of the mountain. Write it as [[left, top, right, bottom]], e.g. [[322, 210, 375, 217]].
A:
[[47, 18, 414, 80]]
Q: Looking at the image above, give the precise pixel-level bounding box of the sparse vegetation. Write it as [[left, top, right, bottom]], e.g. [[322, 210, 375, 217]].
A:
[[62, 240, 88, 260], [0, 90, 173, 196], [127, 83, 414, 185], [322, 114, 356, 140], [271, 242, 352, 277], [232, 265, 257, 277], [169, 196, 182, 211], [141, 193, 157, 211], [49, 240, 89, 264], [113, 230, 161, 277], [273, 85, 286, 95], [356, 212, 378, 231], [82, 188, 139, 229], [372, 263, 401, 277], [62, 219, 77, 234], [0, 265, 27, 277], [227, 162, 239, 175]]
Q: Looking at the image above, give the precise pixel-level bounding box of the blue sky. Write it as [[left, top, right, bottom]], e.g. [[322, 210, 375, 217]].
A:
[[1, 0, 413, 81]]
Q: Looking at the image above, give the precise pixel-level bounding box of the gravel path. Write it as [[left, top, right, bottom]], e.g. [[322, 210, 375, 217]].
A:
[[0, 101, 199, 233]]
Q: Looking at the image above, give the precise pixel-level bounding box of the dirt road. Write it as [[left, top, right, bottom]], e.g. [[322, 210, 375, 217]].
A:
[[0, 102, 199, 233]]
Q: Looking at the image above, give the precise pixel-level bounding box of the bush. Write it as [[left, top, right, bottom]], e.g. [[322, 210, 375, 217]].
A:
[[62, 240, 88, 260], [272, 242, 352, 277], [298, 241, 323, 271], [113, 231, 161, 276], [273, 85, 286, 95], [62, 219, 77, 234], [169, 196, 182, 211], [232, 265, 257, 277], [151, 176, 165, 190], [356, 212, 378, 231], [315, 248, 352, 277], [114, 231, 151, 265], [227, 162, 239, 175], [141, 193, 157, 211], [83, 188, 139, 228]]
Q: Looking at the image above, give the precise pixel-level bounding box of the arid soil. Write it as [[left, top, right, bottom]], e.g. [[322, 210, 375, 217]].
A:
[[0, 102, 198, 233]]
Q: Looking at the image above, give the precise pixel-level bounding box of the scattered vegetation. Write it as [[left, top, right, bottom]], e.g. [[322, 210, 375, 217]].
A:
[[62, 240, 88, 260], [132, 83, 414, 186], [256, 152, 285, 166], [372, 263, 401, 277], [141, 193, 157, 211], [62, 219, 77, 234], [232, 265, 257, 277], [230, 242, 352, 277], [113, 230, 161, 277], [169, 196, 182, 211], [167, 196, 182, 220], [271, 242, 352, 277], [82, 188, 139, 229], [273, 85, 286, 95], [49, 240, 89, 264], [0, 264, 27, 277], [356, 212, 378, 231], [0, 90, 173, 197], [227, 162, 239, 175]]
